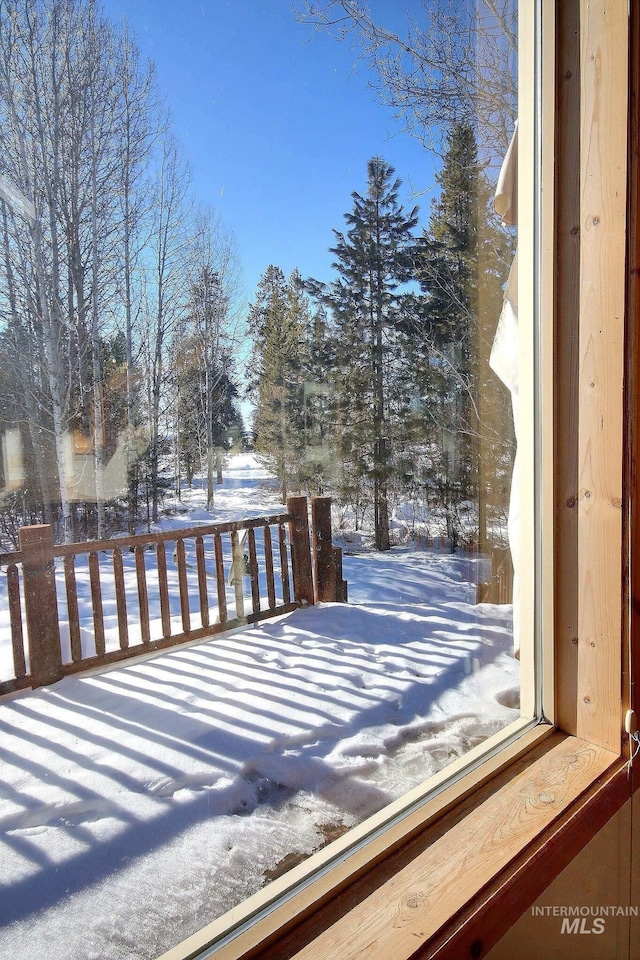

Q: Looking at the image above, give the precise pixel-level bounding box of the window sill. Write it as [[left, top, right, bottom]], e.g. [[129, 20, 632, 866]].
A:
[[159, 729, 626, 960]]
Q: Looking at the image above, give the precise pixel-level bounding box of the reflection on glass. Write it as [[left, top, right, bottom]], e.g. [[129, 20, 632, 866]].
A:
[[0, 1, 524, 957]]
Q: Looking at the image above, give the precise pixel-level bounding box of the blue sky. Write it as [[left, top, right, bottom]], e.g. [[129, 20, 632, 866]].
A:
[[101, 0, 436, 302]]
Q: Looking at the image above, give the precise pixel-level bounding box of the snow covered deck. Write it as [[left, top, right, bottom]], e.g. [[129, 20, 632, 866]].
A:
[[0, 571, 517, 960]]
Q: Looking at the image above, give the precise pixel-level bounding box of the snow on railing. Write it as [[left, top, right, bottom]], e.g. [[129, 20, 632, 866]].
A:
[[0, 496, 347, 695]]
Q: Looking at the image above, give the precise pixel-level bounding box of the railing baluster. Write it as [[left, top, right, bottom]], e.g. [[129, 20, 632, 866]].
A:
[[247, 528, 260, 613], [264, 525, 276, 610], [176, 539, 191, 633], [279, 523, 291, 605], [7, 564, 26, 677], [135, 546, 151, 644], [213, 532, 227, 623], [230, 530, 245, 619], [89, 552, 106, 657], [112, 548, 129, 649], [63, 555, 82, 662], [156, 541, 172, 638], [196, 535, 209, 628]]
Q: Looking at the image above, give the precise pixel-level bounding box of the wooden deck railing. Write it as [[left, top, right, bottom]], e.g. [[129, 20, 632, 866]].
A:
[[0, 496, 347, 695]]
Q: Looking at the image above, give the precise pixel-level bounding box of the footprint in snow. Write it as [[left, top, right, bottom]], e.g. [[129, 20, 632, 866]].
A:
[[346, 672, 365, 688]]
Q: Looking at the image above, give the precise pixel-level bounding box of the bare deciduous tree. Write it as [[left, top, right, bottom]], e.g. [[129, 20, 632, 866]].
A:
[[296, 0, 517, 161], [112, 31, 164, 531], [142, 134, 192, 523], [178, 209, 242, 508], [0, 0, 168, 540]]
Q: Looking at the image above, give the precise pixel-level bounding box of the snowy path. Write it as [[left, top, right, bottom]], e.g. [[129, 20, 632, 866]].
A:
[[0, 455, 518, 960]]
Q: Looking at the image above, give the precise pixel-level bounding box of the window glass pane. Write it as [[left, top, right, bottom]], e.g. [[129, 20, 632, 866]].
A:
[[0, 2, 534, 957]]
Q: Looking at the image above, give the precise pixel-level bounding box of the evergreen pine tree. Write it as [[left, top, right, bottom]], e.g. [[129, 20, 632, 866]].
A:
[[298, 302, 335, 495], [311, 157, 418, 550], [248, 266, 308, 500], [411, 122, 515, 546]]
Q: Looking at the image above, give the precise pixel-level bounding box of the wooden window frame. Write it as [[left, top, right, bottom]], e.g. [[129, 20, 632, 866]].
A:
[[159, 2, 636, 958]]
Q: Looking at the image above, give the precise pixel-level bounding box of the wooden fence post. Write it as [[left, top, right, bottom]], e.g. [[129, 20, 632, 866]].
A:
[[311, 497, 347, 602], [287, 496, 315, 605], [19, 524, 63, 687], [312, 497, 335, 602], [333, 545, 348, 603]]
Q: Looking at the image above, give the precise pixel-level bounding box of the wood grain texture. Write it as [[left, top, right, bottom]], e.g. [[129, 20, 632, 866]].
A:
[[134, 545, 151, 645], [112, 547, 129, 649], [555, 0, 581, 736], [7, 564, 25, 676], [51, 513, 293, 555], [287, 497, 314, 605], [88, 552, 105, 657], [63, 554, 82, 662], [156, 6, 634, 960], [18, 525, 62, 687], [279, 524, 291, 605], [631, 792, 640, 960], [312, 497, 335, 603], [247, 528, 260, 614], [2, 511, 319, 688], [485, 794, 631, 960], [156, 541, 172, 638], [429, 770, 630, 960], [281, 740, 617, 960], [576, 0, 627, 750], [196, 536, 209, 628], [213, 532, 228, 623], [626, 0, 640, 791], [263, 525, 276, 610], [176, 538, 191, 634]]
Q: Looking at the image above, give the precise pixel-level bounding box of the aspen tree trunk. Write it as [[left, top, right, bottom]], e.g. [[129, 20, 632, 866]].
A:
[[90, 79, 106, 539], [206, 363, 214, 510]]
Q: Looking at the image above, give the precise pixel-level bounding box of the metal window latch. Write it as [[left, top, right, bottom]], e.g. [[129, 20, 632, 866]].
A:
[[625, 710, 640, 774], [625, 709, 637, 736]]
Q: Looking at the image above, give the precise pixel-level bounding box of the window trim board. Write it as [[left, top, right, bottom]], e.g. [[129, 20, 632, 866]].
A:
[[223, 736, 622, 960], [424, 757, 630, 960]]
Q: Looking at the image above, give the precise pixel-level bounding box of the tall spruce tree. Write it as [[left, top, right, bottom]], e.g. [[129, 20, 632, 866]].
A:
[[311, 157, 418, 550], [419, 123, 479, 342], [413, 122, 481, 529], [298, 302, 335, 495], [248, 266, 308, 500], [411, 122, 514, 546]]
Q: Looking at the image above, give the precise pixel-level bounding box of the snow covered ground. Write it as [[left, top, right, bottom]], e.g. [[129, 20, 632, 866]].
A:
[[0, 454, 518, 960]]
